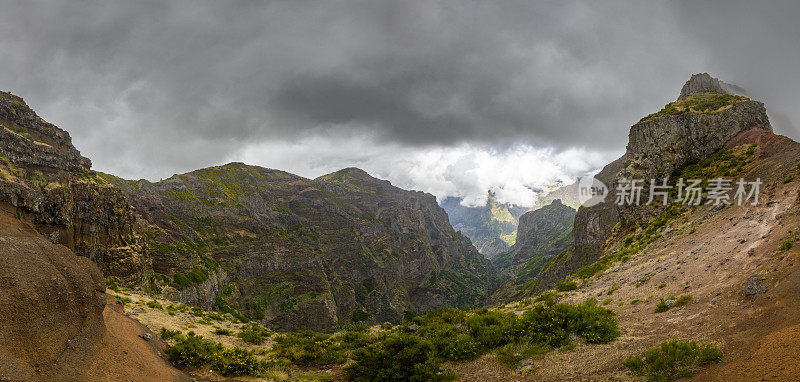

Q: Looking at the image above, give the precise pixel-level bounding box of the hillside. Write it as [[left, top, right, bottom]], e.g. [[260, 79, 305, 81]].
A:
[[103, 164, 497, 331]]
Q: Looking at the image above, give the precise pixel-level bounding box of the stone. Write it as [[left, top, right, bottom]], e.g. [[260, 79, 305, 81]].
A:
[[664, 299, 676, 309], [138, 333, 152, 341], [745, 275, 767, 296]]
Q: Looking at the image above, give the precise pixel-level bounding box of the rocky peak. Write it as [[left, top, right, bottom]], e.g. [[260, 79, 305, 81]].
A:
[[678, 73, 747, 100], [0, 91, 91, 172]]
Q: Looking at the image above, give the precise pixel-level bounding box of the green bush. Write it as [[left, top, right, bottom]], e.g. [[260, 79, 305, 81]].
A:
[[214, 328, 233, 336], [160, 327, 181, 340], [274, 331, 346, 366], [165, 332, 273, 377], [556, 280, 578, 292], [237, 323, 271, 345], [146, 300, 163, 310], [495, 342, 551, 368], [344, 333, 454, 382], [623, 339, 723, 381], [517, 299, 619, 345]]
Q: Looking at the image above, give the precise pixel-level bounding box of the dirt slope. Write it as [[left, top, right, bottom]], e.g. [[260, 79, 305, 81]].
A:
[[0, 204, 188, 381]]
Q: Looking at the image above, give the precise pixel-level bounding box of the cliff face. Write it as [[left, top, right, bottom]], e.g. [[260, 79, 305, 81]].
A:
[[107, 165, 497, 331], [490, 199, 575, 301], [535, 74, 773, 289], [0, 92, 144, 282]]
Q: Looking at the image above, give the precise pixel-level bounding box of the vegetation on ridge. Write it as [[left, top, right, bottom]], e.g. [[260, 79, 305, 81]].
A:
[[623, 339, 723, 381], [639, 92, 749, 123]]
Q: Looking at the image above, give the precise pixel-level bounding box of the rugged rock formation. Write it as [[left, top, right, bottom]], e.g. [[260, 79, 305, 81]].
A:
[[535, 74, 773, 289], [678, 72, 747, 100], [0, 92, 143, 282], [490, 200, 575, 301], [0, 91, 185, 381], [106, 165, 497, 331]]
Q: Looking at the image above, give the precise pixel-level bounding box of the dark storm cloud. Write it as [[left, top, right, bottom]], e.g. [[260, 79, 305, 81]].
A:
[[0, 0, 798, 182]]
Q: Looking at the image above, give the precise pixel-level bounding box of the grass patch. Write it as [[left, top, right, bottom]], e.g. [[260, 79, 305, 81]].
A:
[[623, 339, 722, 381], [639, 93, 749, 123], [556, 279, 578, 292]]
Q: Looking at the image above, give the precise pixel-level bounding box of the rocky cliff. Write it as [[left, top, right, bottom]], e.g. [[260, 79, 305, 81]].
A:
[[490, 199, 575, 300], [106, 164, 497, 331], [535, 74, 773, 289], [0, 92, 144, 282]]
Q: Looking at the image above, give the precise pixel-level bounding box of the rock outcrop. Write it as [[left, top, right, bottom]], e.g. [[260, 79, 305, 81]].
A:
[[0, 92, 143, 282], [535, 74, 773, 289]]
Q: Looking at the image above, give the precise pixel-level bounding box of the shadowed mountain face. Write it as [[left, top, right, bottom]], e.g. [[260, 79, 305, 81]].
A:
[[490, 199, 576, 301], [106, 165, 497, 331]]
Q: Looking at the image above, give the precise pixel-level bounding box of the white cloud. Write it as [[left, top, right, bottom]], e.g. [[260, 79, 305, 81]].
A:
[[235, 133, 617, 207]]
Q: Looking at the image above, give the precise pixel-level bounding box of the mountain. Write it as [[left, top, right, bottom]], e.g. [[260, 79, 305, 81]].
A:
[[490, 199, 575, 300], [103, 165, 496, 331], [440, 192, 528, 258], [0, 91, 184, 380], [534, 73, 773, 289]]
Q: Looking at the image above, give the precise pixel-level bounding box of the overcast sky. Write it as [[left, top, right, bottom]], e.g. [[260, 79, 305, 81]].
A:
[[2, 1, 799, 206]]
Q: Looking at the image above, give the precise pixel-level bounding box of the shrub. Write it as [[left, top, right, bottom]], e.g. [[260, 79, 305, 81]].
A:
[[517, 299, 619, 345], [237, 323, 271, 345], [165, 332, 273, 377], [623, 339, 723, 381], [214, 328, 233, 336], [105, 277, 120, 292], [556, 280, 578, 292], [160, 327, 182, 340], [675, 295, 692, 307], [274, 331, 346, 366], [344, 333, 454, 382], [783, 175, 794, 184], [495, 342, 551, 368], [146, 300, 163, 310]]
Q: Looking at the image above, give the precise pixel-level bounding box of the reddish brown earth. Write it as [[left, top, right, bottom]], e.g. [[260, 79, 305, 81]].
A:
[[0, 205, 188, 382]]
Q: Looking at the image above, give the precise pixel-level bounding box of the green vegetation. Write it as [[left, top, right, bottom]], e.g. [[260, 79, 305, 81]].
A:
[[639, 92, 749, 123], [213, 328, 233, 336], [607, 283, 619, 295], [675, 144, 756, 186], [165, 332, 285, 377], [556, 279, 578, 291], [779, 231, 797, 251], [146, 300, 163, 310], [623, 339, 723, 381], [160, 327, 182, 340], [346, 300, 618, 380], [274, 331, 347, 366], [237, 323, 271, 345], [654, 295, 692, 313]]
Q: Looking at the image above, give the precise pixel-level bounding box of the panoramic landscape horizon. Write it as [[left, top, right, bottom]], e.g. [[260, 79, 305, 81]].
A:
[[3, 1, 800, 381]]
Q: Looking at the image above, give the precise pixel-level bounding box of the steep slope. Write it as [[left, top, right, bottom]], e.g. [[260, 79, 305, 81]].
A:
[[106, 165, 497, 331], [490, 199, 575, 301], [535, 74, 772, 289], [441, 192, 528, 258], [0, 91, 144, 283], [0, 91, 185, 381], [453, 74, 800, 380]]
